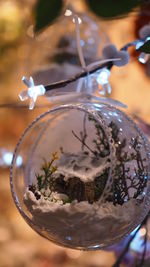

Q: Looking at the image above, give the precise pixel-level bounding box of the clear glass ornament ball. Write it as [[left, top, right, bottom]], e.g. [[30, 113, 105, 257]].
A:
[[25, 11, 109, 87], [10, 102, 150, 250]]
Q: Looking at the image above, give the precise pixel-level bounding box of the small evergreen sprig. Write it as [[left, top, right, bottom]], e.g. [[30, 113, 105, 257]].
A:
[[35, 152, 58, 192]]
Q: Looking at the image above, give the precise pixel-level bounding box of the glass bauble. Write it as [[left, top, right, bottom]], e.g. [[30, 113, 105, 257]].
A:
[[10, 102, 150, 250]]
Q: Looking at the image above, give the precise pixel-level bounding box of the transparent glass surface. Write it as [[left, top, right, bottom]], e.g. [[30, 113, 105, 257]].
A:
[[10, 103, 150, 250]]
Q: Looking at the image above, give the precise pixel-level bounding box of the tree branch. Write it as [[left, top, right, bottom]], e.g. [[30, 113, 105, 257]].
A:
[[112, 215, 149, 267]]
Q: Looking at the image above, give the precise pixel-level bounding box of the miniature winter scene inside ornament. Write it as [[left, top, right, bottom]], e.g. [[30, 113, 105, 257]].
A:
[[10, 102, 150, 250]]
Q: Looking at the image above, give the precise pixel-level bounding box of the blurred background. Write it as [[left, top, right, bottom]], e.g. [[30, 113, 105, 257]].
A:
[[1, 0, 150, 266]]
